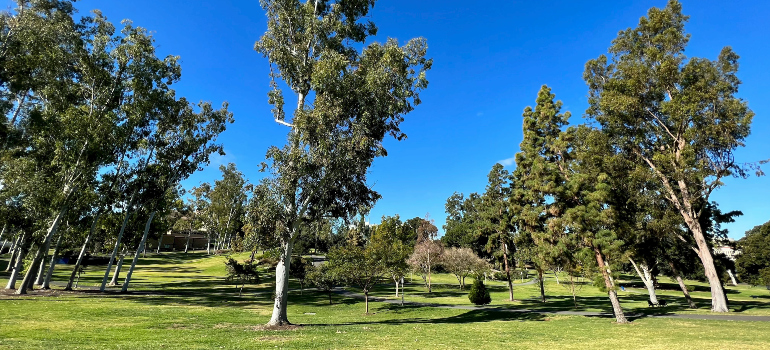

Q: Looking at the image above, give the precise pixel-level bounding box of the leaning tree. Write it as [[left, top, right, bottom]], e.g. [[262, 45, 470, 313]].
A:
[[584, 0, 755, 312]]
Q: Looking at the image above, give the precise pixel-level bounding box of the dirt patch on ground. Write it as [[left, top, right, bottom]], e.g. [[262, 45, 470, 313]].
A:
[[0, 288, 72, 297], [249, 324, 303, 331]]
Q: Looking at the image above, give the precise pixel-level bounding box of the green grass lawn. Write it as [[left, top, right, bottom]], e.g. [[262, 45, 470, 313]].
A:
[[1, 251, 769, 349]]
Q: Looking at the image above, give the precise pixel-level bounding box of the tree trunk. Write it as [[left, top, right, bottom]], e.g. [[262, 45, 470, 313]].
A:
[[537, 268, 545, 303], [727, 269, 738, 286], [34, 252, 49, 286], [207, 236, 211, 254], [121, 211, 156, 292], [668, 261, 696, 308], [100, 207, 132, 292], [394, 277, 400, 297], [41, 234, 64, 289], [5, 233, 29, 290], [65, 214, 99, 291], [679, 208, 729, 312], [5, 234, 22, 272], [17, 204, 69, 295], [553, 270, 560, 285], [503, 243, 514, 301], [184, 232, 191, 253], [629, 258, 659, 305], [594, 246, 628, 323], [364, 291, 369, 314], [0, 224, 6, 249], [108, 253, 126, 286], [267, 237, 293, 326]]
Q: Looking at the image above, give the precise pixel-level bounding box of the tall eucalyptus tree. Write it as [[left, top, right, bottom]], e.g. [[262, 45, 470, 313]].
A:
[[253, 0, 430, 326], [584, 0, 754, 312]]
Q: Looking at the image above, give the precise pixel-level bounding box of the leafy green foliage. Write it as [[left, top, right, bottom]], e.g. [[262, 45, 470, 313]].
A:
[[736, 221, 770, 286], [468, 278, 491, 305]]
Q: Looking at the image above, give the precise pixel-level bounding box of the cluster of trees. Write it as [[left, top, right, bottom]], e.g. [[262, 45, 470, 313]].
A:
[[442, 0, 757, 323], [0, 1, 231, 294], [736, 220, 770, 288], [297, 214, 488, 314]]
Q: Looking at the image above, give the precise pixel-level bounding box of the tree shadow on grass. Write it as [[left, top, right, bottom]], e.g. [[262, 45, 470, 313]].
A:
[[307, 307, 547, 328]]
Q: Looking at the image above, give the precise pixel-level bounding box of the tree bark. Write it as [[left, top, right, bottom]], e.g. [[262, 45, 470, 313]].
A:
[[364, 291, 369, 314], [537, 268, 546, 303], [121, 211, 157, 292], [184, 232, 191, 253], [594, 246, 628, 323], [108, 253, 125, 286], [629, 258, 659, 305], [5, 234, 22, 272], [727, 269, 738, 286], [503, 242, 514, 301], [668, 261, 696, 308], [553, 270, 560, 285], [267, 238, 293, 326], [41, 234, 64, 289], [65, 214, 99, 291], [5, 233, 29, 289], [17, 204, 69, 295], [101, 207, 132, 291]]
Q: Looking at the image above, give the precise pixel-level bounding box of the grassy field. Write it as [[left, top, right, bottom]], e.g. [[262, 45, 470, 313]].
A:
[[1, 251, 769, 349]]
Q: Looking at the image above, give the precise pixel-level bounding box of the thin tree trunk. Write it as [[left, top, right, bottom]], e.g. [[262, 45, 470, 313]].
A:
[[121, 211, 157, 292], [428, 252, 433, 293], [65, 213, 99, 291], [34, 252, 49, 286], [108, 253, 126, 286], [594, 246, 627, 323], [207, 236, 211, 254], [184, 231, 191, 253], [5, 234, 21, 272], [267, 237, 293, 326], [17, 204, 69, 295], [0, 224, 6, 249], [537, 268, 546, 303], [669, 261, 696, 308], [5, 233, 29, 289], [41, 234, 64, 289], [727, 269, 738, 286], [629, 258, 659, 304], [101, 206, 133, 292], [553, 270, 560, 285], [503, 243, 514, 301], [365, 291, 369, 314]]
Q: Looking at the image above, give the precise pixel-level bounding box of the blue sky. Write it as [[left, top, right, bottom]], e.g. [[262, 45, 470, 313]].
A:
[[6, 0, 768, 239]]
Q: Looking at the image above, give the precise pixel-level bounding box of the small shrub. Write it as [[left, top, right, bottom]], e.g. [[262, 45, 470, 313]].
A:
[[468, 279, 491, 305]]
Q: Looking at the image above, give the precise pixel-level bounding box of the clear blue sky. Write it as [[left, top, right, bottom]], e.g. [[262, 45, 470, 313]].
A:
[[7, 0, 768, 239]]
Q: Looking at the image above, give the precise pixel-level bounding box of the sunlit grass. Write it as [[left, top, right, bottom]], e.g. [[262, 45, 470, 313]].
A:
[[1, 251, 769, 349]]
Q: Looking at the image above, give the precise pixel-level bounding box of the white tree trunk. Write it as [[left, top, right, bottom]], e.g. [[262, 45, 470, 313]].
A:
[[122, 211, 156, 292], [267, 238, 293, 326], [595, 247, 627, 323], [101, 207, 132, 291], [108, 253, 126, 286], [66, 213, 100, 290], [17, 203, 69, 295], [727, 269, 738, 286], [5, 233, 28, 290], [41, 234, 64, 289], [629, 258, 658, 305]]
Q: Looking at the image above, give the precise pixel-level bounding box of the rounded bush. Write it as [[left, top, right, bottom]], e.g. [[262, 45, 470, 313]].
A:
[[468, 278, 491, 305]]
